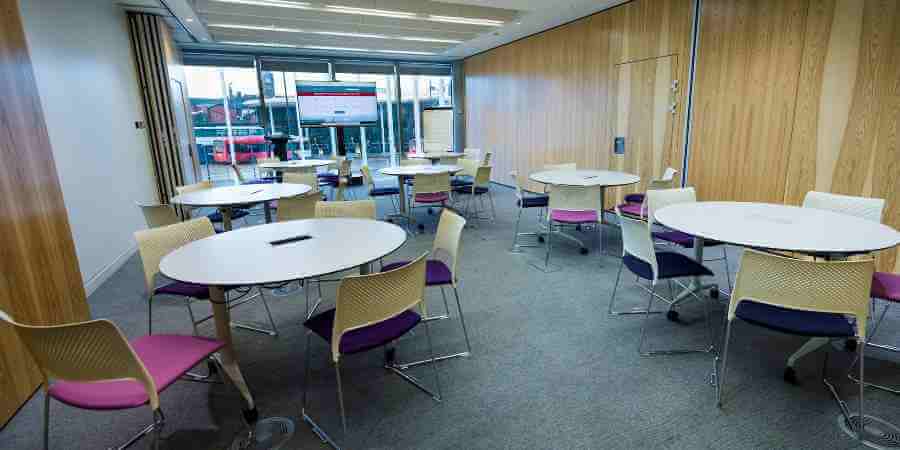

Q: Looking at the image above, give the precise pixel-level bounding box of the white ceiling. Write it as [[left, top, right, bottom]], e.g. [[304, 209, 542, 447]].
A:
[[121, 0, 628, 61]]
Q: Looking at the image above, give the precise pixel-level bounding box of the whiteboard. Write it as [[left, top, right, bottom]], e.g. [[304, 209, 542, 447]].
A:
[[423, 108, 453, 150]]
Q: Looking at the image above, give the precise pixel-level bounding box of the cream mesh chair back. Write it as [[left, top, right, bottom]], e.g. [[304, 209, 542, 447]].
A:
[[432, 209, 466, 284], [616, 208, 660, 283], [802, 191, 885, 223], [543, 163, 576, 171], [481, 151, 493, 166], [278, 195, 318, 221], [360, 165, 375, 189], [283, 172, 319, 192], [315, 200, 377, 219], [509, 171, 525, 202], [134, 217, 215, 295], [729, 249, 874, 340], [136, 202, 179, 228], [645, 187, 696, 225], [549, 185, 602, 214], [474, 166, 492, 188], [331, 253, 429, 362], [457, 158, 478, 177], [412, 173, 451, 196], [0, 309, 159, 409]]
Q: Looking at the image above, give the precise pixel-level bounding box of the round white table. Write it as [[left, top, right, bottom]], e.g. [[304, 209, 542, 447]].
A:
[[159, 218, 407, 449], [171, 183, 310, 230], [655, 201, 900, 385], [407, 152, 468, 164], [257, 159, 333, 173], [380, 164, 462, 223]]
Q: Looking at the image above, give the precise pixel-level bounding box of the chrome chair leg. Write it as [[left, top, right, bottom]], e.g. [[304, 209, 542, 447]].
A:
[[608, 260, 661, 316], [335, 362, 348, 434], [454, 286, 473, 355], [639, 280, 716, 356], [147, 296, 153, 336], [184, 297, 199, 336], [488, 191, 497, 221], [422, 315, 443, 401], [43, 388, 50, 450], [511, 207, 524, 252], [717, 320, 733, 407], [544, 222, 553, 269], [259, 288, 280, 336], [439, 286, 452, 318]]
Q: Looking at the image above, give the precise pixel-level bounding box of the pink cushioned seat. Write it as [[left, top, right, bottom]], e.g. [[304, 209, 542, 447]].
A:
[[415, 192, 449, 203], [550, 209, 598, 224], [48, 335, 224, 410], [617, 203, 644, 217], [872, 272, 900, 302]]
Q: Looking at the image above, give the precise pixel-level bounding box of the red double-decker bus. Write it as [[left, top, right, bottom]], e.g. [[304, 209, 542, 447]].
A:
[[212, 135, 270, 163]]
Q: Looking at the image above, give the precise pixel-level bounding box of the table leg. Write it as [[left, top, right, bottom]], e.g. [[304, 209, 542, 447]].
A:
[[222, 207, 233, 232], [359, 262, 371, 275], [264, 201, 272, 223], [209, 286, 254, 410]]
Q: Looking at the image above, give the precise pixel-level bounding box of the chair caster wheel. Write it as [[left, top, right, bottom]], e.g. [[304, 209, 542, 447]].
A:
[[580, 248, 589, 255], [242, 408, 259, 424], [710, 288, 719, 299], [427, 208, 434, 215], [844, 339, 857, 352], [783, 366, 798, 384], [666, 310, 679, 322], [538, 236, 545, 243]]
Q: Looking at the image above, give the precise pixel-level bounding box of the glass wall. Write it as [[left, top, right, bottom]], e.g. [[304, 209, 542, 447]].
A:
[[260, 69, 332, 158], [335, 63, 398, 173], [399, 71, 453, 154]]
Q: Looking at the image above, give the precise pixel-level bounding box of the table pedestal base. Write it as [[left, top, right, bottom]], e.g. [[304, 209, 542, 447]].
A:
[[229, 417, 295, 450]]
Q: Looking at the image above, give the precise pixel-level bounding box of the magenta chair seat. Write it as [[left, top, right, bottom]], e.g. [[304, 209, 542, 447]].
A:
[[48, 335, 224, 410], [652, 230, 724, 248], [415, 192, 449, 203], [873, 272, 900, 302], [550, 209, 598, 224], [381, 259, 453, 286], [616, 203, 644, 217]]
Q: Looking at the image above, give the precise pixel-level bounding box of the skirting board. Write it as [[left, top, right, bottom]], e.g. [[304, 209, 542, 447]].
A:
[[83, 244, 137, 297]]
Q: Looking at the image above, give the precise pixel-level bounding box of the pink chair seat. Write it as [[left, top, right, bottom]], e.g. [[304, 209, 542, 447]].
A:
[[616, 203, 644, 217], [48, 335, 224, 410], [415, 192, 449, 203], [872, 272, 900, 302], [550, 209, 598, 224]]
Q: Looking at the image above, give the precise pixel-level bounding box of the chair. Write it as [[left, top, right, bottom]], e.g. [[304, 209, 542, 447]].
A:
[[543, 162, 577, 171], [135, 217, 279, 337], [610, 209, 716, 355], [315, 200, 377, 220], [509, 171, 549, 252], [717, 250, 873, 443], [175, 181, 250, 227], [283, 172, 320, 194], [451, 158, 478, 190], [0, 308, 231, 450], [381, 209, 471, 362], [542, 184, 602, 269], [857, 272, 900, 393], [802, 191, 885, 223], [481, 151, 493, 166], [616, 168, 678, 218], [645, 187, 733, 294], [360, 164, 399, 215], [410, 173, 452, 231], [256, 156, 280, 180], [301, 254, 442, 440], [277, 195, 318, 222], [459, 165, 496, 223], [136, 202, 179, 228], [231, 162, 274, 185], [334, 158, 354, 201]]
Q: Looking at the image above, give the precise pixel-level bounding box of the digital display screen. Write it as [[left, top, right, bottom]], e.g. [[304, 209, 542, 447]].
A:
[[296, 81, 378, 127]]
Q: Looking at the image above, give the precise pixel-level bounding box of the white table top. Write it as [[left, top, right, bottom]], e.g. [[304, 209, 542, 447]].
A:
[[529, 169, 640, 187], [171, 183, 311, 207], [380, 164, 462, 177], [407, 152, 468, 160], [257, 159, 333, 170], [160, 218, 407, 286], [655, 201, 900, 254]]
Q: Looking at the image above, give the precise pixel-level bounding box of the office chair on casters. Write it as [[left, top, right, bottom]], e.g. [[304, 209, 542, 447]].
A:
[[717, 250, 875, 445]]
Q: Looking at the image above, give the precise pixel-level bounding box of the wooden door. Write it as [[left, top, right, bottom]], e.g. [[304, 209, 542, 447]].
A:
[[609, 55, 679, 208], [0, 0, 88, 425]]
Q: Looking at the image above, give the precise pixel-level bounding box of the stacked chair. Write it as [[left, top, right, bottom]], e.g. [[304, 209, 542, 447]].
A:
[[508, 171, 549, 253]]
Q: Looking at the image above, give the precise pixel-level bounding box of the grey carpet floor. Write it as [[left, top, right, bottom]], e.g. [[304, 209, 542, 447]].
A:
[[2, 183, 899, 450]]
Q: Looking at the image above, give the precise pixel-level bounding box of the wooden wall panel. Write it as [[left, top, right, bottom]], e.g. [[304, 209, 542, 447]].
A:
[[464, 0, 695, 199], [0, 0, 88, 425], [783, 0, 900, 272]]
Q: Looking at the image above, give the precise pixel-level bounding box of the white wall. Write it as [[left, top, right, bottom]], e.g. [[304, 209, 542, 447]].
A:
[[19, 0, 158, 295]]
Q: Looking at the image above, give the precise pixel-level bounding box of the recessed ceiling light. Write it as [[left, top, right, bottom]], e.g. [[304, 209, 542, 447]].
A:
[[208, 23, 462, 44], [324, 5, 416, 19], [427, 15, 504, 26], [211, 0, 311, 9]]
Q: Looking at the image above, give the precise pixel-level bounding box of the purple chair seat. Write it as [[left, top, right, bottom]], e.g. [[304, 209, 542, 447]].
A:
[[624, 252, 713, 280], [653, 230, 723, 248], [415, 192, 449, 203], [304, 308, 421, 355], [370, 186, 400, 196], [873, 272, 900, 302], [207, 209, 250, 223], [625, 193, 645, 204], [382, 260, 453, 286], [735, 301, 854, 338], [48, 335, 224, 410], [518, 195, 548, 208], [550, 209, 598, 224], [616, 203, 644, 217], [154, 281, 236, 299]]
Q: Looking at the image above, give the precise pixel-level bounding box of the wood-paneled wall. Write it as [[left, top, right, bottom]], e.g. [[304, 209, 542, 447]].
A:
[[0, 0, 88, 425], [464, 0, 695, 203], [690, 0, 900, 272]]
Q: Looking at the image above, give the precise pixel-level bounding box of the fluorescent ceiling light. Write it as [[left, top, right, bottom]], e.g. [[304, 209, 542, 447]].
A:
[[209, 23, 462, 44], [220, 41, 297, 48], [304, 45, 436, 55], [427, 15, 504, 26], [324, 5, 416, 19], [376, 49, 437, 55], [211, 0, 310, 9]]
